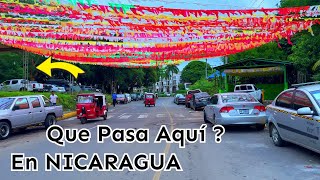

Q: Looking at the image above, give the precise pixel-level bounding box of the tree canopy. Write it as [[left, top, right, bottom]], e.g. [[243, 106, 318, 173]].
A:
[[181, 61, 209, 84]]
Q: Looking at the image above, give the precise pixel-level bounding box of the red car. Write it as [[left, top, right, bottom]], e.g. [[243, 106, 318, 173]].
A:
[[76, 93, 108, 124], [185, 89, 201, 108], [144, 93, 156, 107]]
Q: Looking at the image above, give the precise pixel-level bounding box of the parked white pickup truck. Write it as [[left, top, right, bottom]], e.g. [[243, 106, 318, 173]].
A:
[[234, 84, 263, 102], [0, 79, 32, 91], [0, 95, 63, 139], [29, 81, 44, 92]]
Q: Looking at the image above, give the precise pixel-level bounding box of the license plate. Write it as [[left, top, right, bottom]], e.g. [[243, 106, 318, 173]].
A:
[[239, 109, 249, 114]]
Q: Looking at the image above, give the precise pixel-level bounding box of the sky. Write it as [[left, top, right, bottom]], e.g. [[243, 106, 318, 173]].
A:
[[72, 0, 280, 70]]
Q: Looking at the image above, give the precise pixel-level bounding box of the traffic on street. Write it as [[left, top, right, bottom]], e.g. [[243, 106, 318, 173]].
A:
[[1, 97, 320, 180]]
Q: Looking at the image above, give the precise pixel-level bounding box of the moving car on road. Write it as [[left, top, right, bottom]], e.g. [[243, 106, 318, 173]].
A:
[[76, 93, 108, 124], [0, 95, 63, 139], [185, 89, 202, 108], [234, 84, 263, 102], [144, 93, 156, 107], [116, 94, 128, 104], [190, 92, 211, 110], [203, 93, 267, 130], [267, 82, 320, 153], [174, 94, 185, 105]]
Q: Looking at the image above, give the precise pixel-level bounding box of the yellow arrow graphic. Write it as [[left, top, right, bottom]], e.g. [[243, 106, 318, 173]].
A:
[[36, 57, 85, 78]]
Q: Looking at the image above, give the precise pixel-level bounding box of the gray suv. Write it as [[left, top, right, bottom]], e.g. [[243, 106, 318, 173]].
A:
[[267, 82, 320, 153]]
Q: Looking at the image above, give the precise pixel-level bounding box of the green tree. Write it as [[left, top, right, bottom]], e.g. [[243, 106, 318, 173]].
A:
[[181, 61, 208, 84], [143, 68, 157, 88], [165, 65, 179, 79], [280, 0, 319, 7]]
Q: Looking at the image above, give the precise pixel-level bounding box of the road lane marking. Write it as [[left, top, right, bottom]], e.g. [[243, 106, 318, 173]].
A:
[[119, 115, 132, 119], [138, 114, 148, 118], [153, 103, 174, 180], [174, 114, 185, 118], [107, 115, 114, 119], [156, 114, 166, 118]]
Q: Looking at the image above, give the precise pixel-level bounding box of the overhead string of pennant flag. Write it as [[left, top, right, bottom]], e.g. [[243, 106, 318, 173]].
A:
[[0, 0, 319, 67]]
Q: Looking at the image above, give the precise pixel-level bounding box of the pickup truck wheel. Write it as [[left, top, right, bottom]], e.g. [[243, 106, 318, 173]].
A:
[[80, 117, 87, 124], [45, 115, 56, 129], [0, 122, 11, 140]]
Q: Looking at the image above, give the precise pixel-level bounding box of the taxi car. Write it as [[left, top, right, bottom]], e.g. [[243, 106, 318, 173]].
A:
[[267, 82, 320, 153]]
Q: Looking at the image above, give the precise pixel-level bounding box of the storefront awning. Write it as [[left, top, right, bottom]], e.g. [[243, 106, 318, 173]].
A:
[[224, 66, 283, 77]]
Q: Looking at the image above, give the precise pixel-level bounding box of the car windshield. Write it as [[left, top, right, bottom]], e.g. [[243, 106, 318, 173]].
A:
[[77, 96, 93, 103], [221, 94, 257, 103], [146, 94, 153, 98], [117, 94, 125, 98], [310, 90, 320, 105], [0, 98, 14, 110]]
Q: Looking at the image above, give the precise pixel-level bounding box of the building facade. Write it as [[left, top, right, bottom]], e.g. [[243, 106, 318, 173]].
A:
[[155, 72, 181, 94]]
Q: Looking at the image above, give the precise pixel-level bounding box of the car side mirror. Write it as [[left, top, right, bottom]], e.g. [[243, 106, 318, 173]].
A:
[[297, 107, 314, 115]]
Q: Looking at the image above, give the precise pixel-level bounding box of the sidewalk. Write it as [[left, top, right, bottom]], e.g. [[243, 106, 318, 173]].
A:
[[57, 111, 76, 121]]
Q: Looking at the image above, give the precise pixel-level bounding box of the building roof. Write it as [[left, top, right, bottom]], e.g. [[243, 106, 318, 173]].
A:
[[215, 58, 293, 71]]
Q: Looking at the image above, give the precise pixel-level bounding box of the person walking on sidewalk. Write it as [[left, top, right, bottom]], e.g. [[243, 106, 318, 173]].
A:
[[112, 92, 117, 107]]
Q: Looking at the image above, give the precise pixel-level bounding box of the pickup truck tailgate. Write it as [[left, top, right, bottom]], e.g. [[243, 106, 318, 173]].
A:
[[44, 105, 63, 118]]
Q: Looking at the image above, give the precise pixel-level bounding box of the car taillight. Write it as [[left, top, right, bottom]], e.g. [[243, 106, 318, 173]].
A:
[[254, 105, 266, 112], [220, 106, 234, 113]]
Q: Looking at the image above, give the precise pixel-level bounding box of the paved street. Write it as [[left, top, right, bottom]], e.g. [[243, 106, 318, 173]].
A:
[[1, 97, 320, 180]]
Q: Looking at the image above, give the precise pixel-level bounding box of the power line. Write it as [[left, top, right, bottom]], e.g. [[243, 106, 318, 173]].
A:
[[257, 0, 265, 8]]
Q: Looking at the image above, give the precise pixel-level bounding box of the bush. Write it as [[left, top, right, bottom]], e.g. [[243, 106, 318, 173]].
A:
[[189, 79, 218, 95], [0, 91, 77, 111], [178, 83, 185, 90], [105, 94, 112, 104]]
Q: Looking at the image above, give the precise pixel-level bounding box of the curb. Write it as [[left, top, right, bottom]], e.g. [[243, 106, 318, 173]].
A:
[[57, 111, 77, 121]]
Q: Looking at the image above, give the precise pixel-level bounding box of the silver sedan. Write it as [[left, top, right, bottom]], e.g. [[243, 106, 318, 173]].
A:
[[203, 93, 267, 130]]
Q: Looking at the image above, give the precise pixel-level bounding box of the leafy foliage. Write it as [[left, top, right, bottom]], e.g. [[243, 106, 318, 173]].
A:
[[181, 61, 208, 84], [189, 78, 218, 95], [0, 52, 158, 93]]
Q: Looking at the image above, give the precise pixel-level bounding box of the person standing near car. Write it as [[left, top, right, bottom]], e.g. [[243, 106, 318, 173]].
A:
[[50, 91, 58, 106], [112, 92, 117, 107]]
